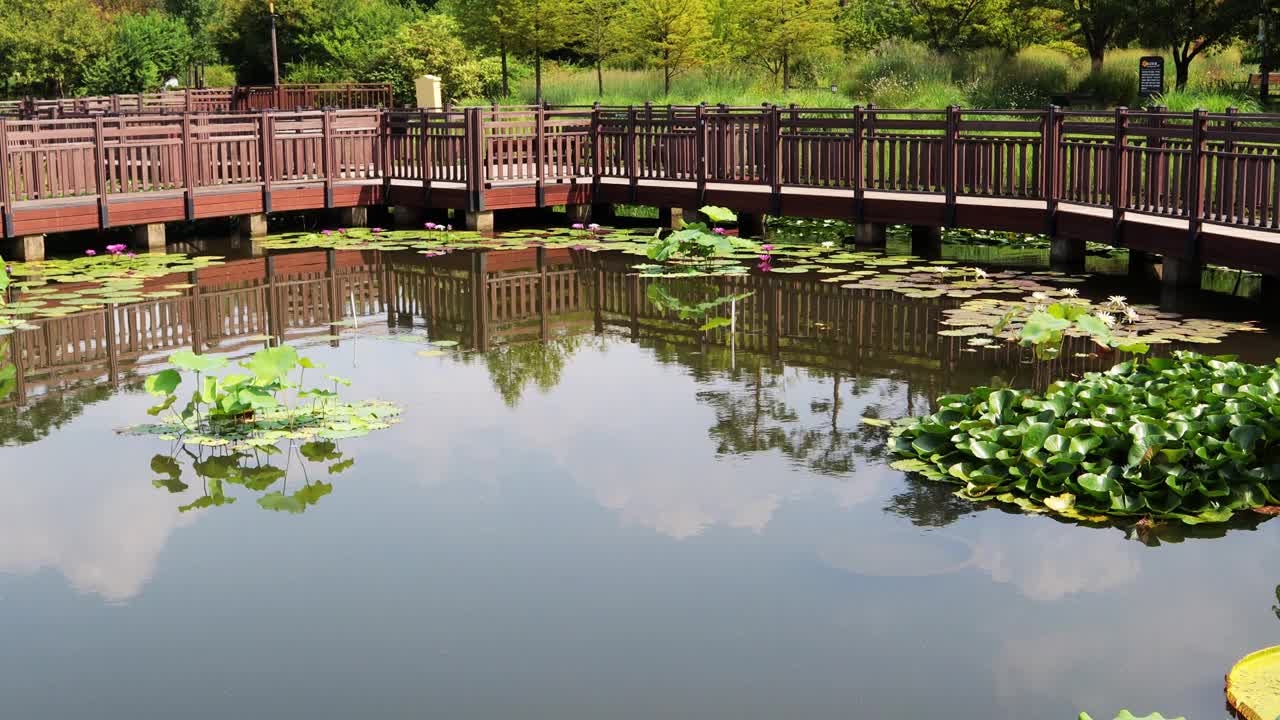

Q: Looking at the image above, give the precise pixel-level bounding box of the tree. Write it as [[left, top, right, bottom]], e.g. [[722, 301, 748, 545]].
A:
[[734, 0, 838, 90], [620, 0, 712, 96], [81, 11, 194, 94], [165, 0, 226, 85], [1050, 0, 1134, 71], [0, 0, 107, 97], [366, 15, 504, 102], [569, 0, 626, 96], [1137, 0, 1256, 90], [454, 0, 522, 97], [502, 0, 574, 102]]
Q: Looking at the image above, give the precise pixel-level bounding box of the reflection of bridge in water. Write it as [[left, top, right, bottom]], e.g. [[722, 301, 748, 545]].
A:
[[2, 246, 1133, 410]]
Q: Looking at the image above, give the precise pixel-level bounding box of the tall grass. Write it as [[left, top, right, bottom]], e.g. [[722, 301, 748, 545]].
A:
[[463, 44, 1259, 111]]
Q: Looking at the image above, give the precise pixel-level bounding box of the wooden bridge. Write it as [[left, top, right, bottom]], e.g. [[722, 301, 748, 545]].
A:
[[6, 104, 1280, 287], [0, 83, 394, 119]]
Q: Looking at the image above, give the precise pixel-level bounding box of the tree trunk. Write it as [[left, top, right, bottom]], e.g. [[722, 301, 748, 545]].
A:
[[597, 60, 603, 97], [1090, 49, 1104, 74], [1174, 56, 1190, 91], [535, 51, 543, 104], [663, 49, 671, 96], [501, 46, 510, 98], [782, 49, 790, 92]]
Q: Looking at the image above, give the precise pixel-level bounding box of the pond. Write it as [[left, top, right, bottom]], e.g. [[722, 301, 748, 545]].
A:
[[1, 224, 1278, 719]]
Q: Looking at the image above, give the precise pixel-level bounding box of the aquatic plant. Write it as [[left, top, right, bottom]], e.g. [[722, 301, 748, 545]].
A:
[[995, 297, 1151, 359], [1078, 713, 1183, 720], [645, 284, 753, 331], [889, 352, 1280, 525], [130, 345, 401, 447], [645, 205, 754, 266], [1227, 646, 1280, 720]]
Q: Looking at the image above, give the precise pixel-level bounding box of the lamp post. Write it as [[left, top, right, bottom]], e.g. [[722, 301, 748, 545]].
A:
[[269, 0, 280, 86]]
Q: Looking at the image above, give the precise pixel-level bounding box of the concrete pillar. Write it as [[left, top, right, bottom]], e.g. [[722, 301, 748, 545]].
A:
[[2, 235, 44, 262], [659, 207, 683, 230], [465, 210, 494, 233], [133, 223, 166, 253], [737, 212, 767, 238], [1260, 274, 1280, 307], [1127, 249, 1159, 281], [854, 222, 887, 247], [240, 213, 269, 238], [337, 206, 369, 227], [1049, 235, 1085, 267], [392, 205, 424, 228], [566, 204, 592, 224], [1161, 256, 1202, 289], [414, 75, 443, 109], [910, 225, 942, 257]]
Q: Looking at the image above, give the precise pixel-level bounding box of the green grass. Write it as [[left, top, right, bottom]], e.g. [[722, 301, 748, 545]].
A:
[[467, 45, 1261, 111]]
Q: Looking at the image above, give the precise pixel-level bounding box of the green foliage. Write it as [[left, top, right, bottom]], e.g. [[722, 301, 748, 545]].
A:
[[840, 39, 952, 100], [965, 46, 1076, 108], [0, 0, 108, 97], [890, 352, 1280, 525], [646, 284, 753, 330], [1153, 87, 1260, 113], [618, 0, 712, 95], [730, 0, 838, 88], [81, 11, 195, 94], [0, 255, 9, 299], [1134, 0, 1256, 90], [645, 207, 750, 263], [131, 344, 401, 446], [1004, 299, 1149, 359], [368, 14, 505, 102]]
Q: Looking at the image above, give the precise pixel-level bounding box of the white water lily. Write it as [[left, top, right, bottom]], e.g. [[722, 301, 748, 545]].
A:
[[821, 241, 835, 248], [1095, 312, 1116, 328], [1061, 288, 1079, 298], [973, 267, 989, 279], [1031, 291, 1050, 301], [1107, 295, 1127, 308], [1124, 307, 1140, 323]]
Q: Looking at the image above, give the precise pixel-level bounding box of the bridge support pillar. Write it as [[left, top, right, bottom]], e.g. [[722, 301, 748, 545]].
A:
[[393, 205, 424, 228], [465, 210, 494, 233], [566, 204, 592, 225], [591, 204, 616, 224], [1127, 250, 1160, 281], [337, 206, 369, 227], [659, 207, 683, 230], [1161, 256, 1202, 289], [3, 234, 44, 262], [240, 213, 269, 238], [737, 213, 767, 238], [1049, 235, 1085, 268], [910, 225, 942, 257], [1261, 274, 1280, 307], [854, 222, 887, 247], [133, 223, 166, 253]]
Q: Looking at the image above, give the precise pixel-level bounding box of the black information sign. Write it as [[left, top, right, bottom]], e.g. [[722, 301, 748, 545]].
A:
[[1139, 56, 1164, 97]]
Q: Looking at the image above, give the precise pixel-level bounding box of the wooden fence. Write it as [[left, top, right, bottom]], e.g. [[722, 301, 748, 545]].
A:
[[6, 104, 1280, 263], [0, 83, 394, 119]]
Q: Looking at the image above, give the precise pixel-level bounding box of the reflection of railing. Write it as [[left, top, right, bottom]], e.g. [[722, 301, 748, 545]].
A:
[[0, 245, 1188, 412]]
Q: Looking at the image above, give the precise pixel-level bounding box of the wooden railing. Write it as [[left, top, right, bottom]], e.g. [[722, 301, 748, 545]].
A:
[[8, 104, 1280, 256], [0, 83, 395, 119]]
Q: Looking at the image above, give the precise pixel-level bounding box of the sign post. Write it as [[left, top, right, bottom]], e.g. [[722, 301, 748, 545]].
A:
[[1139, 56, 1165, 99]]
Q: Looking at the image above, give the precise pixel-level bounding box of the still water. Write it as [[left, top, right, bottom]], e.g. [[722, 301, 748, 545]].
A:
[[0, 237, 1278, 719]]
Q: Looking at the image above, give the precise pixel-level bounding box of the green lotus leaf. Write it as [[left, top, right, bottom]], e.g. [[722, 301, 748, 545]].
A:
[[169, 350, 228, 374]]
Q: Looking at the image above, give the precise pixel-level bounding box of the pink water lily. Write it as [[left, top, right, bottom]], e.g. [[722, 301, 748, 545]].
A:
[[424, 222, 438, 230], [571, 223, 585, 230], [761, 244, 774, 251], [321, 229, 333, 235], [713, 227, 727, 235], [85, 249, 96, 256], [372, 227, 384, 233], [106, 244, 127, 255], [587, 223, 600, 231]]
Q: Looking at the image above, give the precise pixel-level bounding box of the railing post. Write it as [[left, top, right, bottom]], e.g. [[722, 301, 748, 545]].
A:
[[1110, 106, 1129, 242], [185, 88, 192, 113], [864, 104, 877, 196], [1185, 108, 1208, 261], [0, 118, 11, 238], [769, 104, 782, 214], [695, 103, 707, 206], [627, 105, 637, 202], [420, 109, 433, 205], [181, 113, 195, 220], [535, 103, 546, 207], [590, 102, 601, 199], [379, 108, 391, 201], [259, 110, 273, 213], [111, 94, 120, 114], [322, 110, 335, 208], [852, 105, 864, 223], [1221, 106, 1239, 220], [93, 116, 109, 228], [944, 105, 959, 227], [1043, 105, 1059, 235], [466, 107, 485, 212]]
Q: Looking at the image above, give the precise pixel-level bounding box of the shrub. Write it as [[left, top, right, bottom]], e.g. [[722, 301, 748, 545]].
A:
[[839, 39, 951, 101], [966, 46, 1073, 108], [889, 352, 1280, 525], [1073, 65, 1136, 108], [80, 11, 194, 94], [1153, 88, 1260, 113]]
